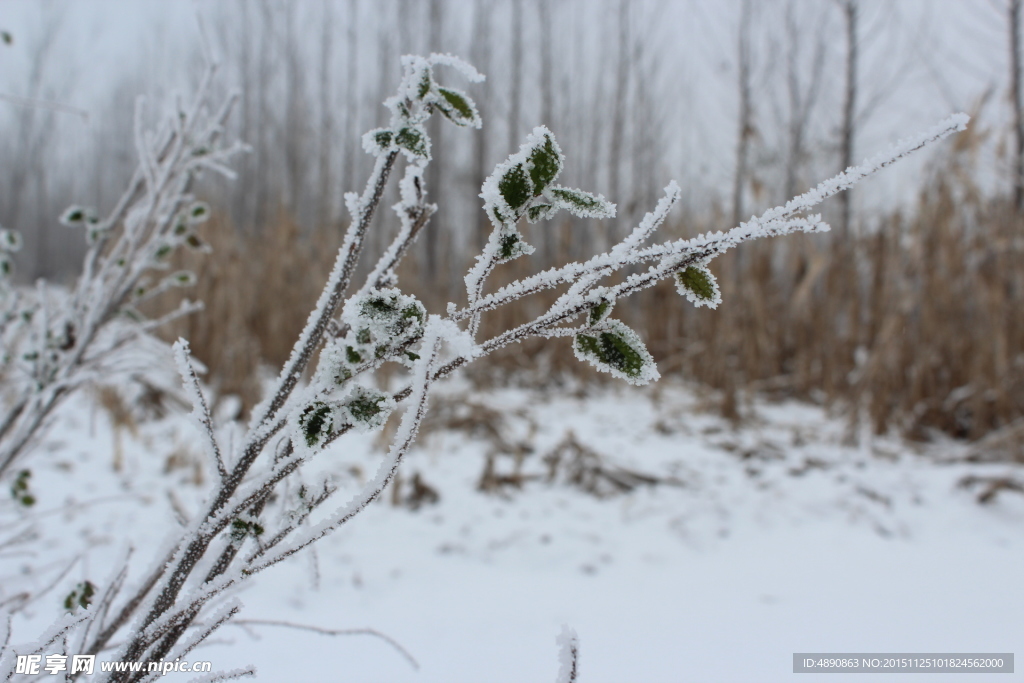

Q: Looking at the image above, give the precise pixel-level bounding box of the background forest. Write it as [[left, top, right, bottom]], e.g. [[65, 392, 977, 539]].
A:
[[1, 0, 1021, 444]]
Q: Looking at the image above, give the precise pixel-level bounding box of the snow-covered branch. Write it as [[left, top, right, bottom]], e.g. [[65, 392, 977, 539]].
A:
[[0, 62, 244, 482]]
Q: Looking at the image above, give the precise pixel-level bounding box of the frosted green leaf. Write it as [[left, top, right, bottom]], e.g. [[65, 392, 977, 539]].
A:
[[166, 270, 196, 287], [0, 254, 11, 278], [346, 288, 427, 362], [0, 228, 22, 252], [362, 294, 399, 318], [496, 230, 534, 261], [230, 517, 265, 542], [10, 469, 33, 507], [346, 345, 362, 364], [343, 385, 395, 432], [675, 264, 721, 309], [363, 128, 395, 157], [395, 126, 429, 159], [348, 392, 385, 422], [573, 320, 658, 385], [499, 163, 532, 211], [63, 581, 95, 613], [499, 233, 520, 260], [185, 233, 211, 253], [299, 401, 337, 448], [548, 187, 615, 219], [60, 205, 98, 228], [153, 242, 173, 262], [63, 208, 85, 224], [417, 69, 432, 99], [437, 87, 480, 127], [527, 134, 561, 195], [188, 202, 211, 224], [527, 204, 556, 223], [588, 296, 614, 325]]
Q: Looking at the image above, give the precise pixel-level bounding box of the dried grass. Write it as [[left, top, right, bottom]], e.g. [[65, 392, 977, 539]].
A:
[[155, 156, 1023, 444]]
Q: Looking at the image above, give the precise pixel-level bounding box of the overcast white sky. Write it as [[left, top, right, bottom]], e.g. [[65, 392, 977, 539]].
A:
[[0, 0, 1012, 220]]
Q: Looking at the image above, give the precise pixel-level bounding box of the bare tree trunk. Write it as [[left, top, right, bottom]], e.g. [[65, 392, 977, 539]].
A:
[[342, 0, 359, 200], [538, 0, 555, 265], [538, 0, 553, 129], [470, 0, 494, 251], [254, 0, 274, 231], [732, 0, 754, 229], [608, 0, 629, 211], [507, 0, 523, 154], [283, 5, 308, 225], [1011, 0, 1024, 211], [316, 0, 334, 230], [783, 0, 827, 201], [424, 0, 445, 283], [229, 1, 253, 228], [838, 0, 858, 236]]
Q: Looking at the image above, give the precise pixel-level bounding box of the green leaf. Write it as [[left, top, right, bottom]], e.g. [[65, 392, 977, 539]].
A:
[[499, 163, 532, 211], [401, 304, 425, 323], [496, 231, 534, 261], [185, 233, 211, 252], [437, 87, 478, 126], [526, 204, 556, 223], [675, 264, 721, 309], [299, 401, 335, 447], [189, 202, 211, 223], [334, 365, 352, 384], [60, 205, 93, 227], [588, 297, 613, 325], [153, 243, 173, 262], [230, 517, 264, 542], [11, 469, 33, 506], [63, 581, 95, 612], [362, 294, 400, 318], [417, 69, 432, 99], [548, 186, 615, 219], [0, 229, 22, 252], [527, 134, 561, 194], [167, 270, 196, 287], [573, 320, 658, 385], [395, 126, 429, 158], [348, 393, 385, 422], [343, 386, 394, 432], [499, 233, 520, 260], [1, 31, 12, 46], [345, 346, 362, 364], [363, 128, 395, 156]]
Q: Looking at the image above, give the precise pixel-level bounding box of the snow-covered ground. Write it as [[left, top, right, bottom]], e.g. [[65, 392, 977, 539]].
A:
[[4, 377, 1022, 682]]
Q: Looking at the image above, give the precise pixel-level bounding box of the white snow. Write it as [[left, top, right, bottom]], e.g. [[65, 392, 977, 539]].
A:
[[3, 371, 1022, 682]]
